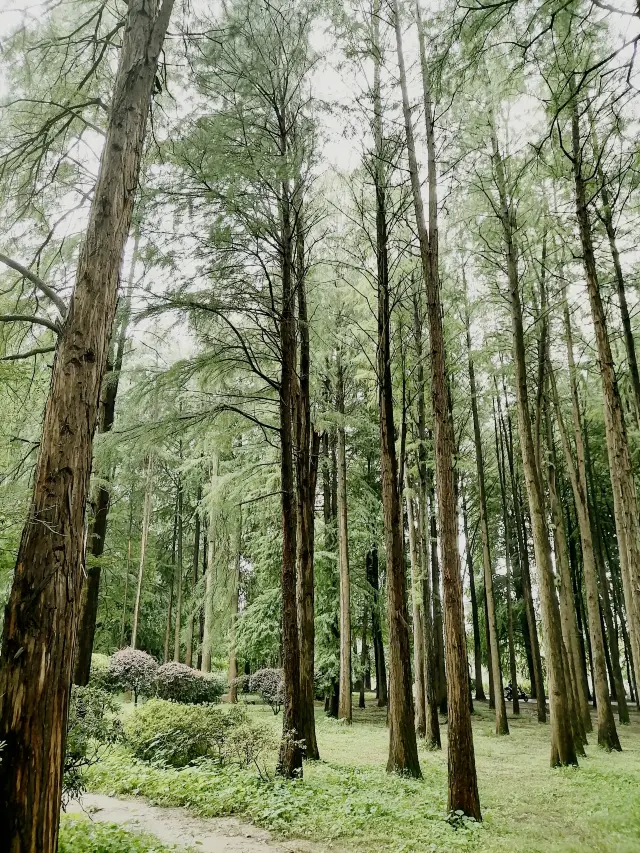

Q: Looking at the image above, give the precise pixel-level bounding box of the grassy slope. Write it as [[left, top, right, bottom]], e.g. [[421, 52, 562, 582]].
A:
[[87, 698, 640, 853]]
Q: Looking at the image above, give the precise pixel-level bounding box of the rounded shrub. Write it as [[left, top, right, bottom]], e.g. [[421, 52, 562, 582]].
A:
[[250, 668, 284, 714], [124, 699, 248, 767], [108, 648, 158, 704], [155, 661, 226, 704]]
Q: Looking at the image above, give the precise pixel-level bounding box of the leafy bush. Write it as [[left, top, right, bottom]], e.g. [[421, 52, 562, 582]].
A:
[[108, 648, 158, 704], [124, 699, 272, 769], [250, 668, 284, 714], [59, 818, 175, 852], [64, 686, 122, 805], [88, 652, 112, 691], [155, 661, 225, 704]]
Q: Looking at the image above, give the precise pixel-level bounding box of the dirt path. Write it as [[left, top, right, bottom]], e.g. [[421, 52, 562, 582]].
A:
[[66, 794, 325, 853]]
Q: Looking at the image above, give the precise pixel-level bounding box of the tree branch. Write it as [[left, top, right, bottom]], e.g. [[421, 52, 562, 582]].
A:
[[0, 314, 61, 334], [0, 253, 67, 317], [1, 345, 56, 362]]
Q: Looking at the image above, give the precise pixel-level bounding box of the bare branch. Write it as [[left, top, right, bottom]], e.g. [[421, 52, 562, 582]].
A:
[[1, 345, 56, 361], [0, 314, 61, 334], [0, 253, 67, 317]]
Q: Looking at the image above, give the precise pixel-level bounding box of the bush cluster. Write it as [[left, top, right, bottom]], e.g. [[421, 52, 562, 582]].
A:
[[155, 661, 226, 704], [90, 650, 227, 705], [124, 699, 276, 776]]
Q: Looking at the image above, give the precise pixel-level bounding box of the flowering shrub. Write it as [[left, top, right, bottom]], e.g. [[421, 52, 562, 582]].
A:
[[155, 661, 226, 705], [249, 668, 284, 714], [108, 648, 158, 704]]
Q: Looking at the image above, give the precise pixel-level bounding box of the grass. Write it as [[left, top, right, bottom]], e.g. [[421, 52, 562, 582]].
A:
[[59, 816, 180, 852], [87, 696, 640, 853]]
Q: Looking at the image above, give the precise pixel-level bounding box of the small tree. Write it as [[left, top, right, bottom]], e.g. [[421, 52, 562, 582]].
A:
[[108, 648, 158, 705]]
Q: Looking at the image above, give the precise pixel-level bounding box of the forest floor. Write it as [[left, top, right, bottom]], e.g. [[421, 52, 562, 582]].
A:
[[84, 696, 640, 853]]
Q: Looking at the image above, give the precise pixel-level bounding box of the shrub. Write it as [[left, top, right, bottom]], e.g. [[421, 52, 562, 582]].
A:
[[155, 661, 225, 704], [88, 652, 112, 691], [250, 668, 284, 714], [108, 648, 158, 704], [124, 699, 268, 769], [224, 720, 278, 780], [64, 686, 122, 805]]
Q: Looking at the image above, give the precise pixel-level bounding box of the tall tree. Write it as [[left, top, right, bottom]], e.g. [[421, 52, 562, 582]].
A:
[[0, 1, 174, 847]]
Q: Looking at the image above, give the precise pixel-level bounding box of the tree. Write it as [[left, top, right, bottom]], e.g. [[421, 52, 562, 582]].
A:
[[0, 1, 174, 848]]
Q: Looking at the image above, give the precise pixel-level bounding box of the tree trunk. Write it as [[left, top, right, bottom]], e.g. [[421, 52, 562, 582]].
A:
[[173, 473, 184, 663], [368, 545, 388, 707], [407, 494, 427, 736], [465, 291, 508, 735], [294, 200, 320, 758], [202, 458, 218, 674], [336, 354, 352, 725], [570, 93, 640, 699], [276, 146, 303, 778], [494, 404, 519, 717], [359, 606, 368, 709], [131, 455, 154, 649], [164, 499, 178, 663], [395, 0, 479, 811], [74, 233, 139, 685], [552, 294, 622, 742], [228, 522, 240, 704], [491, 124, 576, 766], [185, 482, 202, 668], [0, 4, 173, 844], [462, 488, 485, 703], [120, 504, 134, 649]]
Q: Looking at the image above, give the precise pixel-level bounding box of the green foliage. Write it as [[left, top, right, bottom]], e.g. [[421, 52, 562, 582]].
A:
[[87, 703, 640, 853], [89, 653, 113, 691], [123, 699, 251, 768], [155, 662, 226, 705], [248, 668, 284, 715], [58, 818, 178, 853], [64, 686, 122, 806]]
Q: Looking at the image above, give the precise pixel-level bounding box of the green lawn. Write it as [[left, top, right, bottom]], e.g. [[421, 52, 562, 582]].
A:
[[87, 697, 640, 853]]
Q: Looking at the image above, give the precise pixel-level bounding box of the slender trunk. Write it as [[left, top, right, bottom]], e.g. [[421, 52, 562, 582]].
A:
[[465, 290, 508, 734], [74, 234, 139, 685], [120, 504, 133, 649], [491, 124, 576, 766], [185, 483, 202, 668], [198, 530, 207, 671], [173, 474, 184, 663], [202, 457, 218, 674], [368, 545, 388, 707], [407, 494, 427, 736], [359, 606, 368, 709], [395, 1, 479, 811], [0, 3, 173, 844], [164, 500, 178, 663], [228, 521, 240, 704], [570, 93, 640, 699], [462, 487, 485, 702], [336, 355, 352, 724], [277, 145, 303, 778], [553, 293, 622, 741], [494, 403, 519, 716], [412, 292, 440, 744], [131, 455, 154, 650], [294, 201, 320, 758]]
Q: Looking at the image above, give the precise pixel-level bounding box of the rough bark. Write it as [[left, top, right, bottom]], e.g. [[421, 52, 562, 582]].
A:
[[395, 1, 479, 812], [73, 233, 138, 685], [368, 545, 388, 707], [173, 474, 184, 663], [462, 485, 485, 702], [0, 3, 173, 846]]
